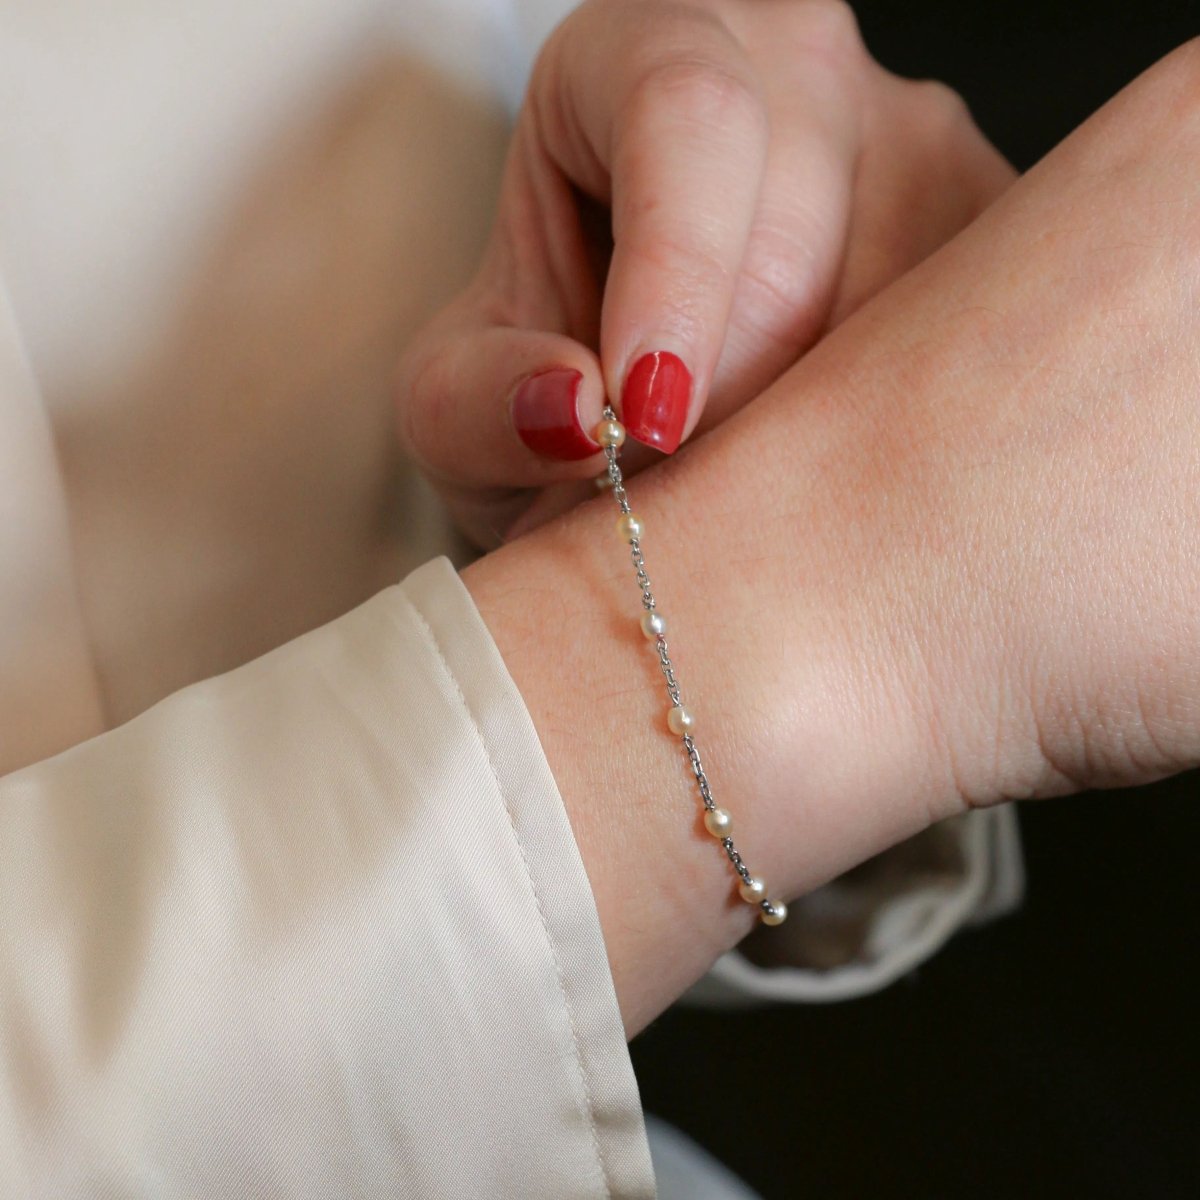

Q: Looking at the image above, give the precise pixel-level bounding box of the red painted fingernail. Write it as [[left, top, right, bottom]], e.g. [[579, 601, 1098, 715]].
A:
[[512, 368, 601, 461], [621, 351, 691, 453]]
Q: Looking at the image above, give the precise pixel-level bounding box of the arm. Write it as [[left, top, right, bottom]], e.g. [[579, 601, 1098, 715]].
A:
[[0, 560, 654, 1196], [466, 37, 1200, 1035]]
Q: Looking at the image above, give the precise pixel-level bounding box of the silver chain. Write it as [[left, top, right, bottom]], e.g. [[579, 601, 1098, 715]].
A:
[[597, 406, 786, 927]]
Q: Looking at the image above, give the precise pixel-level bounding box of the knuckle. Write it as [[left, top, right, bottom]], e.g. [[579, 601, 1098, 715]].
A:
[[630, 226, 736, 306], [794, 0, 864, 58], [737, 222, 821, 328], [906, 77, 972, 128], [892, 77, 980, 159], [629, 54, 765, 136]]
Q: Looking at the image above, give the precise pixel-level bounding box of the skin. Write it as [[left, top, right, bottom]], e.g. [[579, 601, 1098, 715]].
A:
[[462, 39, 1200, 1037], [395, 0, 1014, 545]]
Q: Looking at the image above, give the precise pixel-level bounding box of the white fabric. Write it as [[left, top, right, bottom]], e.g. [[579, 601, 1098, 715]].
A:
[[0, 557, 654, 1197], [688, 806, 1022, 1007], [0, 0, 1024, 1193]]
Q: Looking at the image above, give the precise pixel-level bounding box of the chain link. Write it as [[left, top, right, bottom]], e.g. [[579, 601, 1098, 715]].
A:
[[598, 406, 784, 926]]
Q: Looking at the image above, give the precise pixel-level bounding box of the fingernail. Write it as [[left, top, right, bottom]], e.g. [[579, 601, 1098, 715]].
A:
[[512, 368, 601, 461], [621, 351, 691, 453]]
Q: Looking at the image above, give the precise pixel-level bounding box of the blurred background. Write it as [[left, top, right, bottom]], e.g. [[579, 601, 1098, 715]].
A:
[[630, 3, 1200, 1196]]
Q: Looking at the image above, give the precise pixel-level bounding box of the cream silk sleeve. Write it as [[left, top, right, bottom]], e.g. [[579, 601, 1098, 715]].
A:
[[0, 556, 656, 1198]]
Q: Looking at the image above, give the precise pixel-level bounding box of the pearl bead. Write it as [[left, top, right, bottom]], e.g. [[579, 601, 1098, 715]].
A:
[[760, 899, 788, 926], [640, 610, 666, 639], [616, 513, 643, 541], [594, 419, 626, 448], [666, 705, 695, 736], [593, 473, 614, 490], [738, 876, 766, 904], [703, 807, 733, 838]]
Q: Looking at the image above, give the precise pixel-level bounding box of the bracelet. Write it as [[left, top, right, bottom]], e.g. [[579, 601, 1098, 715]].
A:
[[593, 406, 787, 928]]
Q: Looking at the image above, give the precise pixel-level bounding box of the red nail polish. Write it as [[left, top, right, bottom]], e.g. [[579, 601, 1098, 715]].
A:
[[621, 351, 691, 453], [512, 368, 601, 461]]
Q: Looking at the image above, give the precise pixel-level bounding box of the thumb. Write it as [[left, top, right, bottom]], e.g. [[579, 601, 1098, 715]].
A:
[[395, 301, 609, 491]]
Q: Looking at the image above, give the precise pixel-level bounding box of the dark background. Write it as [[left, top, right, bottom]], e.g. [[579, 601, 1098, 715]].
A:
[[628, 4, 1200, 1197]]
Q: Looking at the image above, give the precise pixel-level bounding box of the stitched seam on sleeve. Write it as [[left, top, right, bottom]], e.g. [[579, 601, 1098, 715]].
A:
[[402, 593, 613, 1199]]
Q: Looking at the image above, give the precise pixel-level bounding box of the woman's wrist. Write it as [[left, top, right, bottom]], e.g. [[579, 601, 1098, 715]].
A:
[[464, 37, 1200, 1037], [463, 467, 768, 1035], [462, 372, 943, 1035]]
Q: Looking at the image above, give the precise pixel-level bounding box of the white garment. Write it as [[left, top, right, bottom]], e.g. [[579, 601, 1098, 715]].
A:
[[0, 558, 654, 1196], [0, 1, 1023, 1193]]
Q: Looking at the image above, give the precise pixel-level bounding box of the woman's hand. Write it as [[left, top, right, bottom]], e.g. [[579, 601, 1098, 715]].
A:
[[396, 0, 1013, 546], [465, 40, 1200, 1033]]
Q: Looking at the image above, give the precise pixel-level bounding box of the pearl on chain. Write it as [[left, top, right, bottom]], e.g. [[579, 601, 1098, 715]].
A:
[[666, 705, 695, 736], [616, 512, 643, 541], [703, 807, 733, 837], [594, 419, 626, 448], [593, 404, 787, 934], [738, 876, 766, 903], [640, 610, 666, 639]]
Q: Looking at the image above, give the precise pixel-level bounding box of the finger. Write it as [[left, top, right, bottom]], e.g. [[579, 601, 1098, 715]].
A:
[[396, 308, 609, 492], [701, 73, 861, 420], [695, 1, 877, 422], [593, 21, 771, 452]]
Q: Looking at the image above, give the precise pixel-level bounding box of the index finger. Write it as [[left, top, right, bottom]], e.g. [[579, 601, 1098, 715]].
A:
[[551, 7, 770, 451]]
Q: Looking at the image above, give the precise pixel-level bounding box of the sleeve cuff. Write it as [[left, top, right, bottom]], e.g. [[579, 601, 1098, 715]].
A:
[[0, 555, 655, 1197], [401, 556, 656, 1197], [684, 807, 1024, 1006]]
